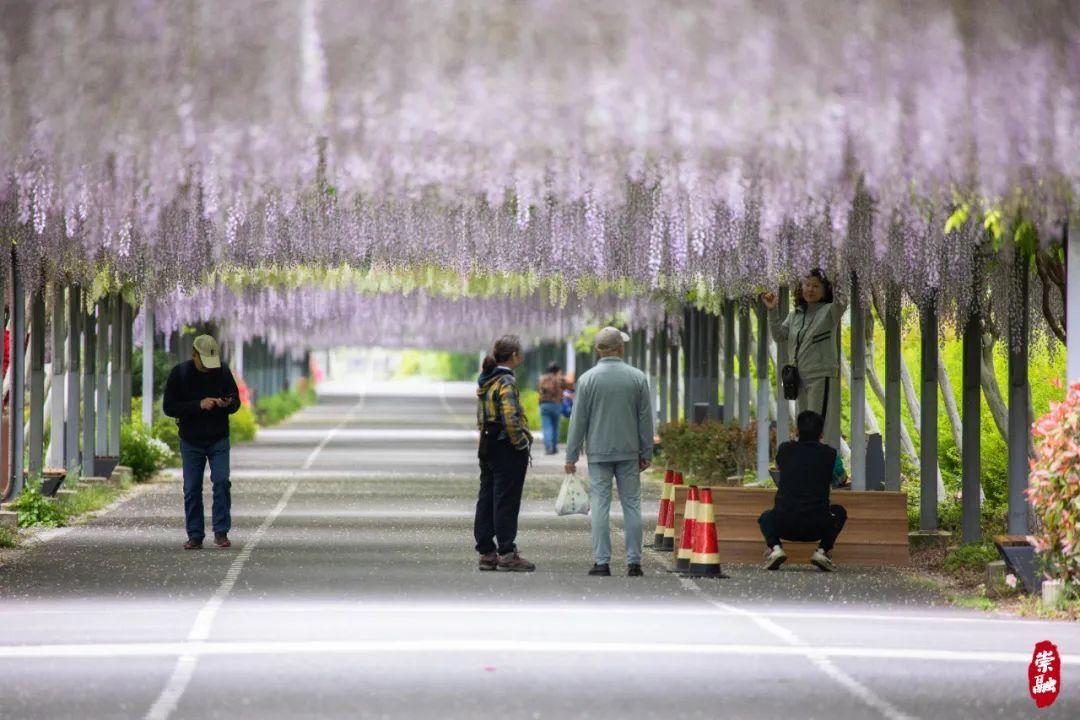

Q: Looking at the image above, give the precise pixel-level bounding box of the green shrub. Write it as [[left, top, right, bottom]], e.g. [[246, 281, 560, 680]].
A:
[[151, 415, 181, 456], [254, 388, 314, 426], [1029, 381, 1080, 584], [943, 542, 1000, 573], [120, 422, 174, 482], [657, 420, 758, 483], [0, 525, 18, 548], [12, 483, 66, 528], [394, 350, 478, 381], [230, 403, 258, 443]]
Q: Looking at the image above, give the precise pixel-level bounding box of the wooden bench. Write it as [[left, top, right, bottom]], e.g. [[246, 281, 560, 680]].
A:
[[670, 485, 909, 567]]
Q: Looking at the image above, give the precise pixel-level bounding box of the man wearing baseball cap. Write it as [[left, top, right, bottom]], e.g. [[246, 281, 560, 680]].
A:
[[564, 326, 655, 577], [163, 334, 241, 550]]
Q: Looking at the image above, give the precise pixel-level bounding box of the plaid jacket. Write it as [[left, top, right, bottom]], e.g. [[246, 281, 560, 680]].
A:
[[476, 370, 533, 451]]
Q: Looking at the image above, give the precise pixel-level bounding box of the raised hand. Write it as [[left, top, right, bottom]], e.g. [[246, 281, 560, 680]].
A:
[[762, 291, 778, 309]]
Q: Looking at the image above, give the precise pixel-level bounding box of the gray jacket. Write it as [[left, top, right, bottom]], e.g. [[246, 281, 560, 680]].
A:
[[565, 357, 655, 464], [768, 297, 847, 381]]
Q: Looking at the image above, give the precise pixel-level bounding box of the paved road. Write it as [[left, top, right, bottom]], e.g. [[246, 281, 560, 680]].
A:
[[0, 381, 1076, 719]]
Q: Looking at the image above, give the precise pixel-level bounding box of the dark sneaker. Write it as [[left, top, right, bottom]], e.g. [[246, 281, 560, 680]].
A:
[[627, 564, 644, 577], [478, 552, 499, 571], [588, 563, 611, 577], [183, 538, 203, 550], [497, 552, 536, 572], [213, 533, 231, 549]]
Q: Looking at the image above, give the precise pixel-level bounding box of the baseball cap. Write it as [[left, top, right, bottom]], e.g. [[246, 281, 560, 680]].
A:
[[594, 326, 631, 352], [192, 334, 222, 369]]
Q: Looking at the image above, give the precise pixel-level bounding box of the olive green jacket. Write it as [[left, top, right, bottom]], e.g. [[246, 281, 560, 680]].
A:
[[768, 297, 847, 381]]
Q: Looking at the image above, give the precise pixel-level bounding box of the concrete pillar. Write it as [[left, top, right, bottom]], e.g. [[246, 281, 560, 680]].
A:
[[705, 311, 720, 420], [1007, 251, 1030, 535], [65, 285, 80, 473], [884, 283, 902, 492], [1067, 219, 1078, 383], [682, 307, 694, 420], [109, 295, 122, 456], [962, 310, 982, 543], [121, 301, 133, 420], [850, 274, 867, 490], [756, 299, 770, 480], [668, 337, 680, 422], [647, 329, 659, 421], [723, 300, 735, 424], [738, 304, 751, 428], [142, 301, 154, 429], [564, 340, 574, 378], [83, 305, 96, 469], [6, 253, 26, 499], [28, 287, 45, 479], [47, 283, 65, 469], [95, 298, 109, 456], [658, 327, 669, 425], [920, 300, 939, 531], [774, 286, 790, 444]]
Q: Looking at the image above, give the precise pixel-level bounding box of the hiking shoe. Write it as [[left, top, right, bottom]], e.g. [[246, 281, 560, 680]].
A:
[[588, 563, 611, 577], [213, 533, 231, 549], [810, 548, 837, 572], [764, 545, 787, 571], [183, 538, 203, 550], [627, 564, 644, 577], [478, 552, 499, 571], [497, 552, 536, 572]]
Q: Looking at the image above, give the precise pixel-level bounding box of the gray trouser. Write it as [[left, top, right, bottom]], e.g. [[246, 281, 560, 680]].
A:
[[797, 375, 841, 450], [587, 459, 642, 565]]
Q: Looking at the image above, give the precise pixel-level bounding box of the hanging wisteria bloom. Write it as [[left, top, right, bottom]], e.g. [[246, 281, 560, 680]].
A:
[[0, 0, 1074, 326]]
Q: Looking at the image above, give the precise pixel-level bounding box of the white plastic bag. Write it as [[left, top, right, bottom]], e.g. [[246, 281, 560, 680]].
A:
[[555, 472, 590, 516]]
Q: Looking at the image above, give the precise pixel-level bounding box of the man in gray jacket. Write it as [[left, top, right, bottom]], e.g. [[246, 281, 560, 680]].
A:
[[565, 327, 655, 577]]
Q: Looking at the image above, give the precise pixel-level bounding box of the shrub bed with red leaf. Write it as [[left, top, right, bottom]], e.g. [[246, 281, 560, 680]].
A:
[[1028, 381, 1080, 585]]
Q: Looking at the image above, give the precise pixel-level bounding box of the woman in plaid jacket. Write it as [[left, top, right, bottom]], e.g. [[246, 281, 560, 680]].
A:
[[474, 335, 535, 572]]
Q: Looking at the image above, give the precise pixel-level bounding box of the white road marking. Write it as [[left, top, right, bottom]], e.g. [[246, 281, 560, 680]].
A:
[[679, 577, 917, 720], [1, 638, 1066, 663], [144, 393, 366, 720], [1, 601, 1072, 628]]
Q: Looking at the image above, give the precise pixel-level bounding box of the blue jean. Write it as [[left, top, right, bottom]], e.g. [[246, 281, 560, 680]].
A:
[[180, 437, 231, 540], [587, 459, 642, 565], [539, 402, 562, 453]]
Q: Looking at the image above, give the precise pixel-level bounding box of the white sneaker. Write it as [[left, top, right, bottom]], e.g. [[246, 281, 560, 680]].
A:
[[764, 545, 787, 570], [810, 548, 837, 572]]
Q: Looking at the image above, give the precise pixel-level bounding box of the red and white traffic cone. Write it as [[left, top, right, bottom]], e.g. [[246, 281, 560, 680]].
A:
[[689, 487, 724, 578], [675, 486, 699, 572], [653, 470, 674, 548]]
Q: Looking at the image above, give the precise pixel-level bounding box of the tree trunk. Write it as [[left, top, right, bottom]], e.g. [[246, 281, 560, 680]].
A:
[[900, 354, 921, 430], [980, 331, 1009, 444], [865, 351, 919, 461], [938, 360, 964, 454]]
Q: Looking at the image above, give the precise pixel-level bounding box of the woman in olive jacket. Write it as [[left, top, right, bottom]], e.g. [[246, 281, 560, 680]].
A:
[[763, 269, 846, 450]]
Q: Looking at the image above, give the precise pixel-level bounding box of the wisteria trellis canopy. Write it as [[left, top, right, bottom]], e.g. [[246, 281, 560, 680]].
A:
[[1, 0, 1077, 315]]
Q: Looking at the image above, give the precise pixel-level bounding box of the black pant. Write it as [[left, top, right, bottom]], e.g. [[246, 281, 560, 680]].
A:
[[474, 439, 529, 555], [758, 505, 847, 552]]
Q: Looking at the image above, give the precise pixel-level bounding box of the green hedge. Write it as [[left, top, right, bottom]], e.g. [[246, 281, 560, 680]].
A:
[[657, 420, 758, 484], [255, 387, 317, 426]]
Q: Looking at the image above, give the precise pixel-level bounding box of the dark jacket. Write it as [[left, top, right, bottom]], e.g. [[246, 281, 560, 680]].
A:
[[162, 360, 241, 445], [773, 439, 836, 516]]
